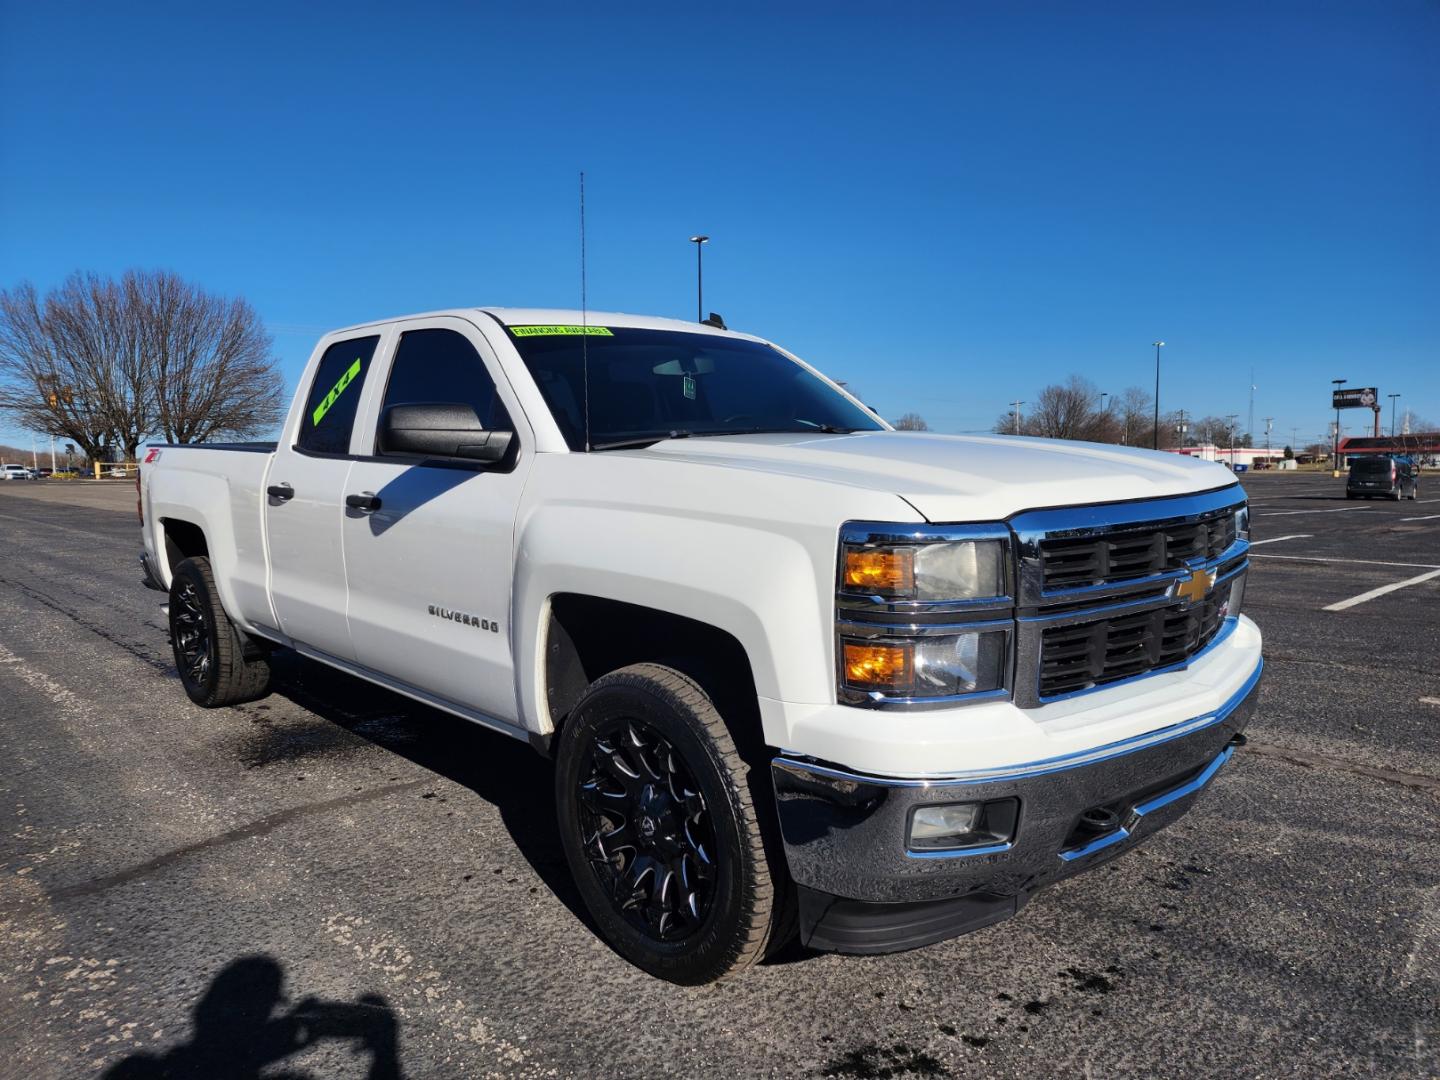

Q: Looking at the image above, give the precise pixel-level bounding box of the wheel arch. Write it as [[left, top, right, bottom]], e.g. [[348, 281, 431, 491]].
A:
[[540, 594, 764, 756]]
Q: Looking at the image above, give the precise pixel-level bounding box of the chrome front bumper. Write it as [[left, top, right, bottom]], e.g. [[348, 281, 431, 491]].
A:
[[770, 660, 1262, 952]]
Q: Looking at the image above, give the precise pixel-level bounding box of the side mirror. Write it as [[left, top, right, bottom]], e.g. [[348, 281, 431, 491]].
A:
[[378, 403, 513, 464]]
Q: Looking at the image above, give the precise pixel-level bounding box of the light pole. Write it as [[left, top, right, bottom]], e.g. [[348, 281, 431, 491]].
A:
[[1331, 378, 1346, 474], [1152, 342, 1165, 449], [1388, 393, 1400, 439], [688, 235, 709, 322], [1010, 400, 1025, 435], [1263, 416, 1274, 458], [1226, 413, 1239, 468]]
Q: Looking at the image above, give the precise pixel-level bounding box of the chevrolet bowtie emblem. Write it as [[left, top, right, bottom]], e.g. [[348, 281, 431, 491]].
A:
[[1174, 568, 1217, 604]]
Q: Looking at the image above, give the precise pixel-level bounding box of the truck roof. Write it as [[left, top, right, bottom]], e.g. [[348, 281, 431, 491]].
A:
[[326, 307, 764, 342]]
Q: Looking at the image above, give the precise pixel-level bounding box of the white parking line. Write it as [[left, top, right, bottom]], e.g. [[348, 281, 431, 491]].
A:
[[1258, 506, 1372, 517], [1420, 698, 1440, 708], [1250, 554, 1440, 569], [1400, 514, 1440, 522], [1323, 568, 1440, 612], [1248, 534, 1312, 546]]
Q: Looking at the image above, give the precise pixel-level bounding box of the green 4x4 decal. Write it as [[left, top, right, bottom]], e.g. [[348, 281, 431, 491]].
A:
[[312, 359, 363, 426]]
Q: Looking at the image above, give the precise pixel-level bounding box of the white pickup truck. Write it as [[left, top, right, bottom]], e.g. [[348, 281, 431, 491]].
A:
[[139, 308, 1262, 984]]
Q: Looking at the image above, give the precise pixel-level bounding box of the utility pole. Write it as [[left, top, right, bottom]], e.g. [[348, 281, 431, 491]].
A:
[[1152, 341, 1165, 449], [689, 236, 709, 322], [1009, 400, 1025, 435], [1388, 393, 1400, 439], [1263, 416, 1274, 457], [1331, 378, 1346, 476], [1174, 408, 1188, 452], [1226, 413, 1239, 468], [1247, 369, 1255, 451]]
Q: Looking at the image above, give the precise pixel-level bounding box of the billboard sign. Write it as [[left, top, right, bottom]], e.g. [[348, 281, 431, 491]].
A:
[[1333, 387, 1378, 409]]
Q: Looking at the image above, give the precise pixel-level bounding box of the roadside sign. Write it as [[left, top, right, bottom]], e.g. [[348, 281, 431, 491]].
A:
[[1333, 387, 1378, 409]]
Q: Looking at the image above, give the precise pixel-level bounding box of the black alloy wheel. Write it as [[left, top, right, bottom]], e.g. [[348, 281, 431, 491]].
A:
[[555, 663, 790, 984], [576, 717, 717, 940], [167, 556, 271, 707], [172, 578, 214, 688]]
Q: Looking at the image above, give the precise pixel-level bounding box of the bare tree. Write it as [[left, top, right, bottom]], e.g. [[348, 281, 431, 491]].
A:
[[996, 379, 1185, 449], [1023, 376, 1102, 441], [0, 270, 283, 460], [1114, 386, 1153, 447], [893, 412, 929, 431]]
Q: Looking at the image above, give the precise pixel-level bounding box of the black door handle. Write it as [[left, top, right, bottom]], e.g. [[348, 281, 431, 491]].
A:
[[346, 492, 382, 512], [266, 483, 294, 501]]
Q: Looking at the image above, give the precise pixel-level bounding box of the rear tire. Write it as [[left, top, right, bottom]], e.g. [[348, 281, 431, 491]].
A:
[[168, 557, 271, 707], [554, 663, 790, 984]]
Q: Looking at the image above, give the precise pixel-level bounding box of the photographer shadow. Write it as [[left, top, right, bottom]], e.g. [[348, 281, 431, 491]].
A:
[[103, 955, 401, 1080]]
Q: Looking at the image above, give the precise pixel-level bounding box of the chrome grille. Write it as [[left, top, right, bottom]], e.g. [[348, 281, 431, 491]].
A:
[[1011, 485, 1249, 706], [1038, 594, 1227, 698], [1039, 509, 1238, 591]]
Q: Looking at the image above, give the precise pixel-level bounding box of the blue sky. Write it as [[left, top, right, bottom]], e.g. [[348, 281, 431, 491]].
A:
[[1, 1, 1436, 452]]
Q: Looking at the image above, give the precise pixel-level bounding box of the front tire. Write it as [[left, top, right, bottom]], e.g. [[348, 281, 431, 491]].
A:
[[168, 557, 271, 707], [555, 663, 789, 984]]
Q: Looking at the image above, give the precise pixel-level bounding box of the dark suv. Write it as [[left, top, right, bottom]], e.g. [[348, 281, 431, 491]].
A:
[[1346, 455, 1420, 500]]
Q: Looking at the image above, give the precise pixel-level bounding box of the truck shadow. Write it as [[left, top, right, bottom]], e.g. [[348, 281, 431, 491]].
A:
[[253, 650, 594, 934], [101, 954, 402, 1079]]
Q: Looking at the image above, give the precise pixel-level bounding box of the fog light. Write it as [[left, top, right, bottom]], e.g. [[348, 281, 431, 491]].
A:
[[909, 803, 981, 848]]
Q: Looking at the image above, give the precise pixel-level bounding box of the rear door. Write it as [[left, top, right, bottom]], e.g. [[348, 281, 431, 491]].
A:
[[340, 316, 532, 722], [265, 330, 388, 659]]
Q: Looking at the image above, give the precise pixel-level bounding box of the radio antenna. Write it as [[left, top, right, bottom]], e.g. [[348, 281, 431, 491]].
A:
[[580, 170, 591, 452]]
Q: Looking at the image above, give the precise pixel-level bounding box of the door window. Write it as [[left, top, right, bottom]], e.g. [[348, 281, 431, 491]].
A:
[[376, 328, 512, 452], [296, 336, 380, 455]]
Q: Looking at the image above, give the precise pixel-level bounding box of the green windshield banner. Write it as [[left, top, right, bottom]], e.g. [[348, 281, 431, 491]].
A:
[[312, 358, 363, 426], [508, 325, 614, 337]]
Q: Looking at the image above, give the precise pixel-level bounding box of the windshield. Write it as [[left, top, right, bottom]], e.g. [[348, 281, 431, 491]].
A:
[[504, 325, 884, 450], [1350, 457, 1393, 475]]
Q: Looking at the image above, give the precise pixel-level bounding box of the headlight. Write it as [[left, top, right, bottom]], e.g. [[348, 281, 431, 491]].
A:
[[1234, 503, 1250, 541], [840, 626, 1009, 700], [841, 539, 1008, 602], [837, 523, 1015, 707]]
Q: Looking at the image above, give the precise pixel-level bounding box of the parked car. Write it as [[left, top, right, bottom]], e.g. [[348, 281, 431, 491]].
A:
[[2, 463, 32, 480], [139, 308, 1262, 984], [1346, 455, 1419, 500]]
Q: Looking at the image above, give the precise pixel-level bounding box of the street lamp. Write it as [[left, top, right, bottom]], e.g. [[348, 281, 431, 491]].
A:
[[1389, 393, 1401, 439], [1152, 342, 1165, 449], [689, 235, 709, 322], [1009, 400, 1025, 435], [1331, 378, 1346, 474]]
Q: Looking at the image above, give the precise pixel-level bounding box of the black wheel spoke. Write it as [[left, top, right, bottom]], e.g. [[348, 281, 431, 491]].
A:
[[574, 715, 718, 943], [171, 582, 213, 687]]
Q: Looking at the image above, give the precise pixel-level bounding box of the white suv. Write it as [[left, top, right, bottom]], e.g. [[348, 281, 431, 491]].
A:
[[2, 464, 32, 481]]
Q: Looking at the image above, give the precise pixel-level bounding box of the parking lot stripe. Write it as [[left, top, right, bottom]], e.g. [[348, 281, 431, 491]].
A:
[[1250, 554, 1440, 569], [1249, 534, 1312, 546], [1322, 568, 1440, 612], [1399, 514, 1440, 522], [1420, 698, 1440, 708], [1258, 507, 1372, 517]]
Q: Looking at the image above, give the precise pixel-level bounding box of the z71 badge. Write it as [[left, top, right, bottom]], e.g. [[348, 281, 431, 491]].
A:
[[428, 605, 500, 633]]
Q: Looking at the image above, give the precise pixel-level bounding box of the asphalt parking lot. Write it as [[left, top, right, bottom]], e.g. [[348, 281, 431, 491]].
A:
[[0, 472, 1436, 1079]]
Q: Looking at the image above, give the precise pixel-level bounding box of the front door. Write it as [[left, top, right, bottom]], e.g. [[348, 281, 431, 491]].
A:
[[265, 331, 385, 660], [341, 318, 531, 723]]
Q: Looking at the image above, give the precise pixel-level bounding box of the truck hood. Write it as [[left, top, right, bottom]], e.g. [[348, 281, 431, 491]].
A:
[[638, 431, 1237, 521]]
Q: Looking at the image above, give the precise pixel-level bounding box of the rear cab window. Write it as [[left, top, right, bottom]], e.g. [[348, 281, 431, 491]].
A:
[[296, 336, 381, 455]]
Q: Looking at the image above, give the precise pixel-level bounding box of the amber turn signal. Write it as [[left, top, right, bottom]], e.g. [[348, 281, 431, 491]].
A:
[[842, 549, 914, 595], [843, 642, 912, 689]]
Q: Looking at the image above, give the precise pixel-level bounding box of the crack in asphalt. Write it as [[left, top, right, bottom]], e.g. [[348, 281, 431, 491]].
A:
[[33, 779, 429, 907], [1244, 741, 1440, 797]]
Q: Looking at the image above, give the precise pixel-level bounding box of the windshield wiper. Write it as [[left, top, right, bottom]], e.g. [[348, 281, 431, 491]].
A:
[[589, 431, 694, 452]]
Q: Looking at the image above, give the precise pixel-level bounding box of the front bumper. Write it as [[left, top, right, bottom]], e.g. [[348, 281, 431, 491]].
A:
[[770, 660, 1261, 953]]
